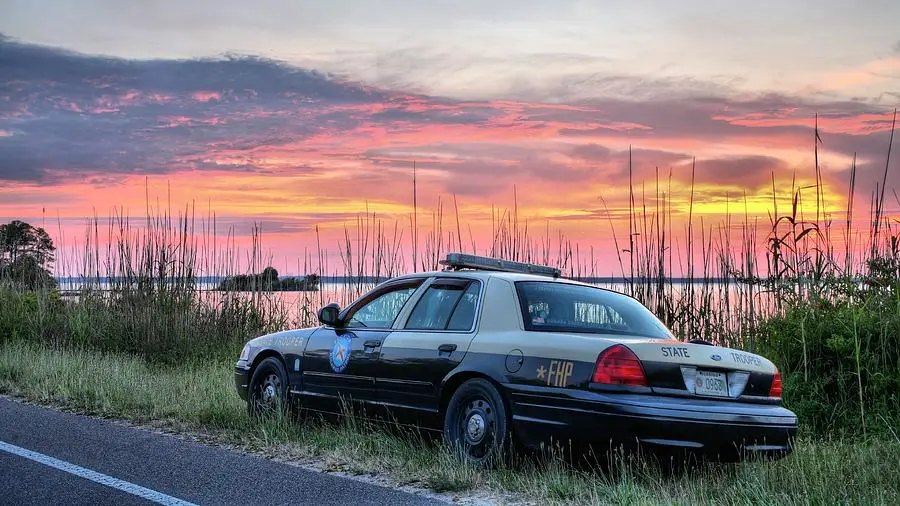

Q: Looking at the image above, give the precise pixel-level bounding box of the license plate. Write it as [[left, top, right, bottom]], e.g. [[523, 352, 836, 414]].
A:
[[694, 370, 729, 397]]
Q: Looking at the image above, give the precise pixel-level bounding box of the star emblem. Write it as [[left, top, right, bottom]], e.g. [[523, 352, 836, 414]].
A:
[[536, 365, 547, 380], [334, 343, 347, 363], [329, 336, 352, 373]]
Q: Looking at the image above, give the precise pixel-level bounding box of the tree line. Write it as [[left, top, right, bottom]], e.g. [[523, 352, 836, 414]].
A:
[[216, 266, 320, 292], [0, 220, 57, 290]]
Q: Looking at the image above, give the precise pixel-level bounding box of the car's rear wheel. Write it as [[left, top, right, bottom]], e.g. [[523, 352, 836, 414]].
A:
[[248, 357, 290, 419], [443, 378, 510, 467]]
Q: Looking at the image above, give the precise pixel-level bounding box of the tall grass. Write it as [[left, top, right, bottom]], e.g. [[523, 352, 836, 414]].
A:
[[2, 199, 294, 364], [2, 340, 897, 506]]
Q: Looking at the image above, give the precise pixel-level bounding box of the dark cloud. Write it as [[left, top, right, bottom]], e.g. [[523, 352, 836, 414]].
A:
[[554, 94, 898, 183], [0, 36, 380, 101], [364, 142, 535, 165], [0, 35, 387, 183], [894, 40, 900, 53], [0, 188, 76, 206], [555, 95, 813, 141], [570, 144, 692, 172], [569, 143, 613, 160], [23, 213, 362, 237], [209, 214, 366, 236], [362, 142, 603, 197], [689, 155, 788, 187]]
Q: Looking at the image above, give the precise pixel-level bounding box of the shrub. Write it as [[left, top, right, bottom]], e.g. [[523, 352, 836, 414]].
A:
[[755, 282, 900, 438]]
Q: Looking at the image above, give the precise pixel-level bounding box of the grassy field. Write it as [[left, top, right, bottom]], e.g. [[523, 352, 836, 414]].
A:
[[1, 339, 897, 506]]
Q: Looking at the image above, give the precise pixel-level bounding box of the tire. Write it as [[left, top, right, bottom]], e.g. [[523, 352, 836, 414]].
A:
[[247, 356, 290, 419], [443, 378, 511, 468]]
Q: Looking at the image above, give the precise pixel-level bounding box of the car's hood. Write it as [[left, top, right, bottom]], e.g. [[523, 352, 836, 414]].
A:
[[246, 327, 319, 351]]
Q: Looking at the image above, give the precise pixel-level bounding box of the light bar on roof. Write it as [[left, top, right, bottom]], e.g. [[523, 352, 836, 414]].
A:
[[439, 252, 562, 278]]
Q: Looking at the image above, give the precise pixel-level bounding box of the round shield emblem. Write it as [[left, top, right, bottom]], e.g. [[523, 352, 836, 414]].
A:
[[329, 335, 352, 373]]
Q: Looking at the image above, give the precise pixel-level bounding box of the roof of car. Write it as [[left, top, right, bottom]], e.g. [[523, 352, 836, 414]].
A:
[[381, 253, 625, 294], [393, 269, 594, 286]]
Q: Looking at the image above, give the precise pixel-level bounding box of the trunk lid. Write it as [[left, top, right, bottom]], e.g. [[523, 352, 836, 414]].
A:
[[622, 339, 778, 400]]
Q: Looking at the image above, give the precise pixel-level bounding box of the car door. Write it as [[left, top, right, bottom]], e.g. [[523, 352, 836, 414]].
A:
[[300, 278, 425, 415], [375, 277, 483, 422]]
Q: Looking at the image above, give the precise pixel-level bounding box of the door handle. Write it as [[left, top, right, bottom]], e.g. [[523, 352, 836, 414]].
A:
[[364, 339, 382, 348], [438, 343, 457, 353]]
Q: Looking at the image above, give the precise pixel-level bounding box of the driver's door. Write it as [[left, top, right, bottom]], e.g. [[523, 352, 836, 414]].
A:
[[300, 278, 425, 415]]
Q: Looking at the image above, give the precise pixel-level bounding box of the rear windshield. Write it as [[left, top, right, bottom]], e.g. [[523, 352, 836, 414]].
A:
[[514, 281, 674, 339]]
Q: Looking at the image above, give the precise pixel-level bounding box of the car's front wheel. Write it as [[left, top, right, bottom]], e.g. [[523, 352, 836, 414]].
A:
[[248, 357, 290, 419], [443, 378, 510, 467]]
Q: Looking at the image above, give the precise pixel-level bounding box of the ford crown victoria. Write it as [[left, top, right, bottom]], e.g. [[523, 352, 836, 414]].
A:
[[234, 253, 797, 466]]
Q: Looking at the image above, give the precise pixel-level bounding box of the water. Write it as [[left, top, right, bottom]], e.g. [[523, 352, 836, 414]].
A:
[[56, 280, 377, 325], [56, 277, 777, 341]]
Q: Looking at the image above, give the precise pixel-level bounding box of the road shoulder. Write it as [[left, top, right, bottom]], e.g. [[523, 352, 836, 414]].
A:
[[0, 395, 461, 506]]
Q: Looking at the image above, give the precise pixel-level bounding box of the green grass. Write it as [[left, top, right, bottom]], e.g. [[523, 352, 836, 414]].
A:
[[2, 340, 897, 506]]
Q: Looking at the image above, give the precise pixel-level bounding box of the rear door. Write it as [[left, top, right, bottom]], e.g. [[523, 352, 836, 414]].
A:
[[375, 277, 483, 421], [300, 278, 425, 414]]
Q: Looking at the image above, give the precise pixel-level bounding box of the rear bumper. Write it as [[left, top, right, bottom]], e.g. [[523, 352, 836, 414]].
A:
[[506, 384, 798, 462], [234, 364, 250, 401]]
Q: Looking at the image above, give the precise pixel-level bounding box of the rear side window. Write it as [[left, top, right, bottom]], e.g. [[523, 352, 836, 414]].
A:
[[405, 279, 481, 331], [515, 281, 673, 339]]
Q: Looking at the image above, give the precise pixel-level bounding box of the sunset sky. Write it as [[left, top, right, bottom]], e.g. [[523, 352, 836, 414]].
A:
[[2, 1, 899, 277]]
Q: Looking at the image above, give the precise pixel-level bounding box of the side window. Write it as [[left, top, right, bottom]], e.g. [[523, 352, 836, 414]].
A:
[[447, 282, 480, 330], [345, 283, 421, 329], [405, 280, 481, 331]]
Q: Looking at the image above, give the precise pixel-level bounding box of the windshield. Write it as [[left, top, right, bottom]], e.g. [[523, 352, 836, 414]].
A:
[[514, 281, 674, 339]]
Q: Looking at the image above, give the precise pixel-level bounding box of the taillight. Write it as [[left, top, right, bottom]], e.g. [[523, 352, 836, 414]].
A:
[[769, 369, 783, 398], [592, 344, 647, 386]]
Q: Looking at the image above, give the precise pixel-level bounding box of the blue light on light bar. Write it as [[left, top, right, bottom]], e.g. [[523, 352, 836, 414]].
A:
[[439, 252, 562, 278]]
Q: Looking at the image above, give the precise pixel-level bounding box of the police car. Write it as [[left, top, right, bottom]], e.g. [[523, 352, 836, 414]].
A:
[[234, 253, 797, 466]]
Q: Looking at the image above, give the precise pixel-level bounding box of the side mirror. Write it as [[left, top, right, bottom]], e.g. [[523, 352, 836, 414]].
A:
[[318, 303, 342, 327]]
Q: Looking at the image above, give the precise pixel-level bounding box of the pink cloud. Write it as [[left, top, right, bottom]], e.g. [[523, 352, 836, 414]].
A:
[[192, 91, 222, 102], [713, 109, 897, 135], [115, 90, 175, 106], [159, 116, 225, 128]]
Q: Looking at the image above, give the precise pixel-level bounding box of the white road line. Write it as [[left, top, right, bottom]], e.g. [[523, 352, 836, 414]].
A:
[[0, 440, 197, 506]]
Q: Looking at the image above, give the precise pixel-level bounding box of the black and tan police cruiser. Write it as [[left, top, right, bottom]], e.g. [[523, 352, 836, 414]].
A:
[[234, 253, 797, 466]]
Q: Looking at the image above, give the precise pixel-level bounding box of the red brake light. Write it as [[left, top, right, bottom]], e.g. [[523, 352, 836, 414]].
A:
[[592, 344, 647, 386], [769, 369, 783, 398]]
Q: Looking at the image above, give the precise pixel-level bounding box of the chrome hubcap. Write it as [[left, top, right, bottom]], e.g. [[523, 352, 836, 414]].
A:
[[256, 372, 281, 412], [456, 395, 498, 461], [465, 413, 486, 443]]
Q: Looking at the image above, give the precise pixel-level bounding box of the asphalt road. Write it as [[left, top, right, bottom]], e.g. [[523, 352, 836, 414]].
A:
[[0, 396, 448, 506]]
